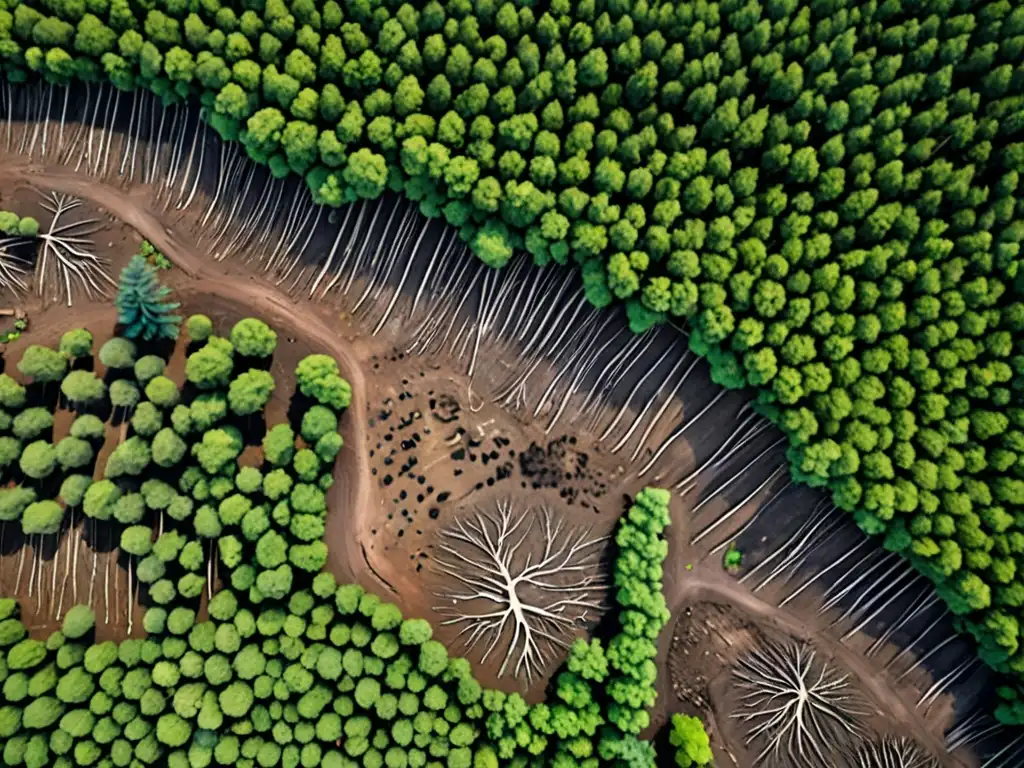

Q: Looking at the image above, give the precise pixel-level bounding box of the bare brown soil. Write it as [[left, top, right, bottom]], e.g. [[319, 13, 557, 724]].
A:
[[0, 155, 986, 765], [663, 571, 964, 766]]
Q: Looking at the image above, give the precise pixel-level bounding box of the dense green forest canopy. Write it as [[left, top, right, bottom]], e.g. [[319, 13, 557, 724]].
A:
[[2, 0, 1024, 724]]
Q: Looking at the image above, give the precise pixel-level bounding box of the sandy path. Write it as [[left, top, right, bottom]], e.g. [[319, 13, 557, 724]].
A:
[[7, 164, 389, 592]]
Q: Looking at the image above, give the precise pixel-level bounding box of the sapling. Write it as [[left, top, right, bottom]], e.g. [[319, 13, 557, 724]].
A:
[[723, 543, 743, 572]]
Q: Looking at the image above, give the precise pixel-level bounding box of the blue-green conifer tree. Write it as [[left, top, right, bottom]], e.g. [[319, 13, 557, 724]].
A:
[[115, 255, 181, 341]]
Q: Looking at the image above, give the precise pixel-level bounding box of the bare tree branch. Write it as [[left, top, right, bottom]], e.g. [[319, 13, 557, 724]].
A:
[[848, 737, 939, 768], [35, 192, 116, 306], [0, 235, 31, 296], [433, 500, 607, 685], [733, 641, 866, 768]]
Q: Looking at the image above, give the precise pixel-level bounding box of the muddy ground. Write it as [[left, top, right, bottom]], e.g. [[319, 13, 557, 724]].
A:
[[0, 91, 1009, 767]]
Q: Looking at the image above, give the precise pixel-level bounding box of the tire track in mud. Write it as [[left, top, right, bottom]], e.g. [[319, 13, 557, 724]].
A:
[[6, 163, 395, 594]]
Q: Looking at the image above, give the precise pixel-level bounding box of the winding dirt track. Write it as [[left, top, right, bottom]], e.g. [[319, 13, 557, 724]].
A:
[[7, 163, 385, 591]]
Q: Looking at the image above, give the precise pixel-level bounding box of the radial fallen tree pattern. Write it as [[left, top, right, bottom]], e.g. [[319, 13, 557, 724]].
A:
[[35, 192, 116, 306], [733, 640, 866, 768], [434, 499, 607, 685]]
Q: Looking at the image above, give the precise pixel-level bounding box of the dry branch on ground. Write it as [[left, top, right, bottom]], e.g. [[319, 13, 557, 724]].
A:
[[732, 640, 866, 768], [433, 499, 607, 685], [35, 192, 116, 306], [848, 737, 940, 768]]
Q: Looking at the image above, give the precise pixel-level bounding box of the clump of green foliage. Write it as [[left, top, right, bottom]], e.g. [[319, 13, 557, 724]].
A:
[[669, 714, 714, 767], [140, 240, 172, 271], [0, 210, 39, 238], [723, 543, 743, 572]]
